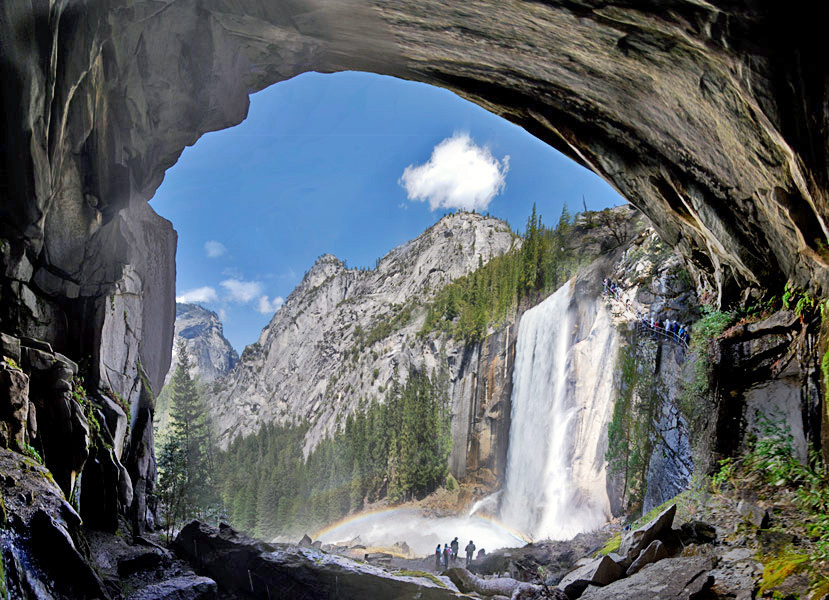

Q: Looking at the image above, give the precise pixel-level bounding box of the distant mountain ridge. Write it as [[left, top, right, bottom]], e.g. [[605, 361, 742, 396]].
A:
[[208, 212, 518, 451], [165, 303, 239, 387]]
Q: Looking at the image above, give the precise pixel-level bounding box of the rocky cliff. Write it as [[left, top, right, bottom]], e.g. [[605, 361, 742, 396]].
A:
[[164, 303, 238, 387], [2, 0, 828, 540], [210, 212, 517, 457]]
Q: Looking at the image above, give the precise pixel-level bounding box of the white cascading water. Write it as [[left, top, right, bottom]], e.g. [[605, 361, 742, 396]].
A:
[[499, 281, 617, 541]]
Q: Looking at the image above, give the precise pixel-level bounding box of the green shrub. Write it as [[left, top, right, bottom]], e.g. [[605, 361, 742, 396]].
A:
[[445, 473, 458, 491], [747, 415, 829, 561], [678, 306, 734, 427]]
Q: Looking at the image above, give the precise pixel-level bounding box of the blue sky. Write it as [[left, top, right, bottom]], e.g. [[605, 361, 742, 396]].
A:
[[150, 72, 625, 352]]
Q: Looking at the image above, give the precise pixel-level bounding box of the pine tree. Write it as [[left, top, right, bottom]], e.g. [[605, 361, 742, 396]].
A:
[[157, 347, 216, 535]]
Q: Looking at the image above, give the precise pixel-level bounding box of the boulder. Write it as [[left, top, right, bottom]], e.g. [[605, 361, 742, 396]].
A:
[[117, 548, 166, 577], [445, 567, 525, 596], [679, 521, 717, 545], [299, 533, 313, 547], [311, 539, 322, 550], [579, 556, 714, 600], [0, 333, 21, 363], [618, 504, 676, 565], [626, 540, 668, 576], [0, 364, 29, 451], [737, 500, 770, 529], [127, 575, 218, 600], [30, 509, 111, 599], [174, 521, 460, 599], [513, 586, 567, 600], [558, 555, 625, 599]]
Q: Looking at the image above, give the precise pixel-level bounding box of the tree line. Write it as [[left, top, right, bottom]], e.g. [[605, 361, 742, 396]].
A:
[[157, 362, 451, 540], [420, 203, 592, 341]]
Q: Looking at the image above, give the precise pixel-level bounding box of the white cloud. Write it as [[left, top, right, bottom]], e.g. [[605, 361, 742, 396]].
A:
[[400, 132, 509, 211], [176, 286, 218, 304], [257, 295, 284, 315], [218, 308, 228, 322], [204, 240, 227, 258], [220, 279, 263, 303], [222, 266, 243, 279]]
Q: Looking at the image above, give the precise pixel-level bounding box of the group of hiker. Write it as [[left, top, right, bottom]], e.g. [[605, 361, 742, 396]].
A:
[[435, 537, 479, 570], [644, 316, 690, 344], [602, 277, 691, 346]]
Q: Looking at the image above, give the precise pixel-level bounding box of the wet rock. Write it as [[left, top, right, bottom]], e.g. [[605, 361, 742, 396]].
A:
[[299, 533, 313, 547], [80, 445, 124, 532], [0, 363, 29, 451], [579, 556, 714, 600], [117, 548, 165, 577], [626, 540, 668, 576], [127, 575, 217, 600], [737, 500, 770, 529], [175, 521, 459, 599], [311, 539, 322, 550], [618, 504, 676, 565], [558, 555, 624, 598], [30, 509, 110, 599]]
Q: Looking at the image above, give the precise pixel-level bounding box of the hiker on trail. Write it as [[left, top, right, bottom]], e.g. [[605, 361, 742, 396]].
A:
[[465, 540, 476, 566], [435, 545, 441, 570], [603, 278, 608, 294], [443, 544, 450, 569], [450, 537, 459, 561]]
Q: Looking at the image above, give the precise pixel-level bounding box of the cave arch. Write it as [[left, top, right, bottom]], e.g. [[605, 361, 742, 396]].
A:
[[1, 1, 827, 530]]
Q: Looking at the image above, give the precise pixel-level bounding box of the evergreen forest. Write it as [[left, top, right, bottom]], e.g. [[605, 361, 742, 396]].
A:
[[158, 367, 451, 540]]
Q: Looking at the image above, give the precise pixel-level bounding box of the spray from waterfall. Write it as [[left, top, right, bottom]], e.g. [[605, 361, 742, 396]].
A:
[[499, 282, 616, 541]]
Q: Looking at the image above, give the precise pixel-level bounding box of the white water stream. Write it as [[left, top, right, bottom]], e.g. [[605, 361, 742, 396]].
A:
[[498, 282, 616, 541]]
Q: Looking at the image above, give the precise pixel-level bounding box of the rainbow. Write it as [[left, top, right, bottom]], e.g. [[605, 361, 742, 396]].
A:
[[313, 505, 532, 549]]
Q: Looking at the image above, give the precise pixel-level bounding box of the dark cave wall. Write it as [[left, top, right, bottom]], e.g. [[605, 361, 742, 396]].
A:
[[1, 0, 828, 528]]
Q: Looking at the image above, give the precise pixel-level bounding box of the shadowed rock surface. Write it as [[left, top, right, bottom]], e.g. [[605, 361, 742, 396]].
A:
[[2, 0, 828, 535], [174, 520, 462, 599]]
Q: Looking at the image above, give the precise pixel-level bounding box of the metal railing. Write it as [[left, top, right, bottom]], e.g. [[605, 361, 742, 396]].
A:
[[603, 286, 689, 349]]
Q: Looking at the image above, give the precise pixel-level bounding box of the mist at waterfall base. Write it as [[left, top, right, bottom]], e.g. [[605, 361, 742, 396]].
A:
[[317, 281, 616, 555], [315, 507, 528, 556]]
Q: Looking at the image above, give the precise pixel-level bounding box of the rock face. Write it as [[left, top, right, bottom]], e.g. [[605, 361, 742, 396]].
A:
[[0, 447, 110, 600], [174, 520, 461, 599], [155, 302, 238, 435], [165, 303, 238, 388], [447, 324, 515, 483], [2, 1, 828, 546], [210, 212, 516, 453]]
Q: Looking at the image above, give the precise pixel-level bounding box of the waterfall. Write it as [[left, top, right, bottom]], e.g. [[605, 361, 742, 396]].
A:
[[499, 281, 616, 541]]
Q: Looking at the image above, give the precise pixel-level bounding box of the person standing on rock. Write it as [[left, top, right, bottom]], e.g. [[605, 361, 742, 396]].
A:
[[465, 540, 476, 566], [450, 537, 459, 561], [443, 544, 450, 569], [435, 544, 442, 570]]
